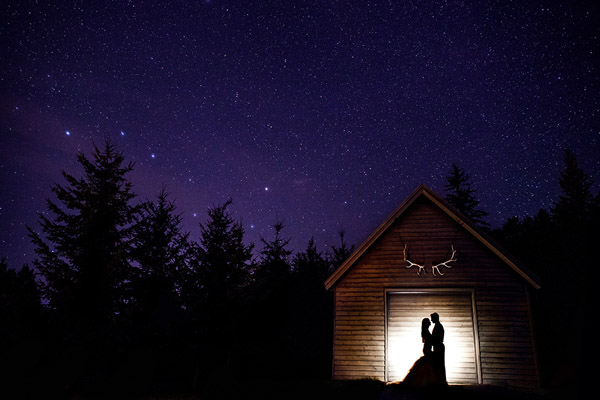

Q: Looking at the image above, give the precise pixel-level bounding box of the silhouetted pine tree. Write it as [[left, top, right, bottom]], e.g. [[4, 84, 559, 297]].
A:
[[492, 209, 555, 278], [245, 222, 293, 377], [254, 221, 292, 294], [186, 199, 254, 309], [294, 236, 331, 281], [185, 199, 254, 383], [553, 148, 595, 228], [289, 237, 334, 378], [549, 149, 597, 389], [0, 258, 42, 335], [126, 187, 192, 390], [329, 229, 355, 270], [0, 259, 45, 395], [444, 164, 489, 227], [551, 149, 596, 287], [28, 140, 139, 326], [130, 187, 190, 329]]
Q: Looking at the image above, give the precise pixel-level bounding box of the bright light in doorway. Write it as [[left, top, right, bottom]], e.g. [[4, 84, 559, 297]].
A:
[[387, 319, 473, 383], [386, 292, 479, 384]]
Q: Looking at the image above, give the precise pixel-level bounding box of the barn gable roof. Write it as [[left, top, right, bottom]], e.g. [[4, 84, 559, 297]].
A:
[[324, 183, 541, 290]]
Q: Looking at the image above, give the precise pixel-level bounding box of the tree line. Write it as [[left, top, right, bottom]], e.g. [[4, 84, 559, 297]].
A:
[[446, 151, 597, 392], [1, 140, 354, 396], [1, 141, 596, 395]]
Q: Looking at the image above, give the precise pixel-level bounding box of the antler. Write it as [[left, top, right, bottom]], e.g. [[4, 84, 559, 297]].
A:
[[404, 244, 426, 275], [431, 245, 457, 276]]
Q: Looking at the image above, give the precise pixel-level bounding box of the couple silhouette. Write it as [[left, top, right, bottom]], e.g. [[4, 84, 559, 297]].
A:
[[403, 312, 447, 388]]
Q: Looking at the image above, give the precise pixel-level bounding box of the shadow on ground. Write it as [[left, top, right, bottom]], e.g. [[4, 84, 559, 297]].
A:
[[196, 379, 564, 400], [381, 382, 560, 400], [61, 379, 566, 400]]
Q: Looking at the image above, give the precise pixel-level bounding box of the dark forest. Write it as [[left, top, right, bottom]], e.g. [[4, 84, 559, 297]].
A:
[[1, 142, 595, 398]]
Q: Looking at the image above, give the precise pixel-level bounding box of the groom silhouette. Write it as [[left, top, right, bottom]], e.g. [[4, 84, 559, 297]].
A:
[[430, 312, 447, 384]]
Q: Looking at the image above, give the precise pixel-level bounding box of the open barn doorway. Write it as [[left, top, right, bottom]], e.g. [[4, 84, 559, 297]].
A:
[[386, 290, 481, 384]]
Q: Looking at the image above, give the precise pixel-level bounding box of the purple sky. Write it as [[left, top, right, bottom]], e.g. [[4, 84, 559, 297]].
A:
[[1, 1, 599, 268]]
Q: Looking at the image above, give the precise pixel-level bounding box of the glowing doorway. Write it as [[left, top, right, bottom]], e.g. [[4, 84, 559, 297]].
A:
[[386, 290, 481, 384]]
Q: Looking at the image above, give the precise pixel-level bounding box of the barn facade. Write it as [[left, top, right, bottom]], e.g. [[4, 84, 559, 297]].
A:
[[325, 184, 541, 387]]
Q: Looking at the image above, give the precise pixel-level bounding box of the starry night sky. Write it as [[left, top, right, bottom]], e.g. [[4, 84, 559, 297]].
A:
[[1, 0, 599, 269]]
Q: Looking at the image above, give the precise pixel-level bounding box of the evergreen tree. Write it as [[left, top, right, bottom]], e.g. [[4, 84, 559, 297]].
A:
[[0, 258, 42, 332], [444, 164, 489, 227], [492, 209, 555, 278], [124, 188, 192, 388], [553, 148, 595, 227], [187, 199, 254, 309], [243, 222, 293, 378], [551, 149, 596, 276], [550, 149, 596, 388], [130, 187, 190, 326], [28, 140, 139, 325], [289, 238, 334, 378], [254, 221, 292, 293], [294, 236, 331, 282], [0, 259, 44, 394], [329, 229, 355, 270], [185, 199, 254, 383]]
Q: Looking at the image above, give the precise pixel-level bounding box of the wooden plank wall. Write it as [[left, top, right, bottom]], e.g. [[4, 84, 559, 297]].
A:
[[332, 197, 539, 386]]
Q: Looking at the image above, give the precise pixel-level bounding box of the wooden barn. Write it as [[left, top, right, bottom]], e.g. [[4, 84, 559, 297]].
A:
[[324, 184, 541, 387]]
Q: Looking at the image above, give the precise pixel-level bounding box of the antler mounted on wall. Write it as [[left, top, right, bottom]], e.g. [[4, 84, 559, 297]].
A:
[[403, 244, 426, 275], [403, 244, 457, 276], [431, 245, 457, 276]]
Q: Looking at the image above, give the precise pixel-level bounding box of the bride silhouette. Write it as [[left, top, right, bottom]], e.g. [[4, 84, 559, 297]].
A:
[[402, 316, 447, 388]]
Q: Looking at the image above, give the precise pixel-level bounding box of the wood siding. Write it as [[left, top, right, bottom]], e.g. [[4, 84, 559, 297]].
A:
[[332, 196, 539, 386]]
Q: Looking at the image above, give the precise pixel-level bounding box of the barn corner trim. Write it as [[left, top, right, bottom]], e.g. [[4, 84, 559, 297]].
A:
[[324, 183, 542, 291]]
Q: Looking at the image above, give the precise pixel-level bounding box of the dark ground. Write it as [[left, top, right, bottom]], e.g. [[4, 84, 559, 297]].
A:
[[62, 380, 568, 400]]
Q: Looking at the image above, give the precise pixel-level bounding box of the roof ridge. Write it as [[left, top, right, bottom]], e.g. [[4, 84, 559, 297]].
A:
[[324, 184, 541, 290]]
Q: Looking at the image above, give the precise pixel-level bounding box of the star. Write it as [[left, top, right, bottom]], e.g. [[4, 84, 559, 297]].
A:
[[1, 0, 598, 283]]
